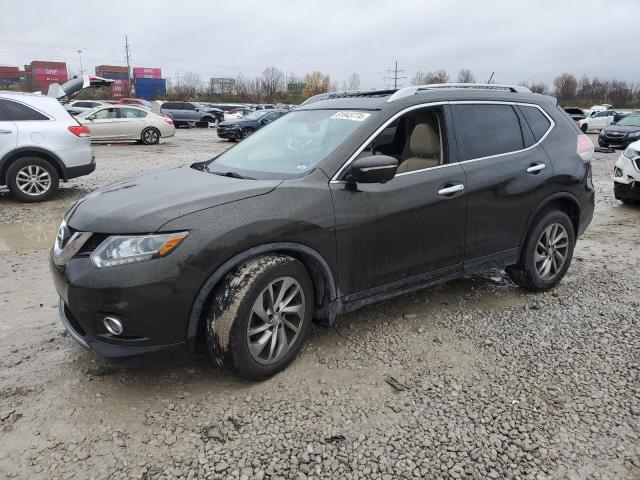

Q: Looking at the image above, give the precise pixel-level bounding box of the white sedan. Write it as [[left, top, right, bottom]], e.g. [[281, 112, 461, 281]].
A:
[[77, 105, 175, 144]]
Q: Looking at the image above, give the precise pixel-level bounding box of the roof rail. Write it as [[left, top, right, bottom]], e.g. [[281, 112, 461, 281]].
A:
[[301, 89, 397, 106], [387, 83, 532, 102]]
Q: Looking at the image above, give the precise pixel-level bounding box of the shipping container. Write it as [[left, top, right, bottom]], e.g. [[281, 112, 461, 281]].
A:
[[133, 67, 162, 79], [0, 66, 20, 73], [32, 67, 67, 77], [134, 78, 166, 100], [95, 65, 129, 74], [32, 75, 68, 83], [30, 60, 67, 69], [0, 71, 23, 79], [98, 71, 129, 80]]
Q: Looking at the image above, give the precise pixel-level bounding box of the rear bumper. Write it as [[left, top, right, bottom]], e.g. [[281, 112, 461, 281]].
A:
[[65, 156, 95, 180]]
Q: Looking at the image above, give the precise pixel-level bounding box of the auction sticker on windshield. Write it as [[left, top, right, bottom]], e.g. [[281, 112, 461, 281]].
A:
[[331, 111, 371, 122]]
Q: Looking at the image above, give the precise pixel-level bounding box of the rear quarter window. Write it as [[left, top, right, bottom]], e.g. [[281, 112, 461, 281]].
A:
[[0, 99, 49, 121], [519, 106, 551, 141], [452, 104, 524, 160]]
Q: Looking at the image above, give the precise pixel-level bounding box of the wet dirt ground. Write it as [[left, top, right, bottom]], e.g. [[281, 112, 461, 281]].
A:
[[0, 131, 638, 479]]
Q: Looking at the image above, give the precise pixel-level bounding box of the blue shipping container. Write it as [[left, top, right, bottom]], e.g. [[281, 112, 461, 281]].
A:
[[100, 72, 129, 80], [134, 78, 166, 100]]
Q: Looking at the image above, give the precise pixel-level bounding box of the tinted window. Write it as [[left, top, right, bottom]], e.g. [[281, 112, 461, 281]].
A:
[[453, 104, 523, 160], [0, 99, 49, 121], [119, 108, 146, 119], [75, 102, 94, 108], [184, 103, 197, 111], [162, 102, 178, 109], [93, 108, 118, 120], [520, 106, 551, 141]]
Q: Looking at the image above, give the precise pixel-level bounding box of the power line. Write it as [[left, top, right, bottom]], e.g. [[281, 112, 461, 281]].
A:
[[383, 61, 406, 90]]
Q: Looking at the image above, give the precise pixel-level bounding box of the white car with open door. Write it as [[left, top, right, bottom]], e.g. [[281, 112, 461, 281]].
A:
[[77, 105, 175, 144], [577, 109, 620, 133]]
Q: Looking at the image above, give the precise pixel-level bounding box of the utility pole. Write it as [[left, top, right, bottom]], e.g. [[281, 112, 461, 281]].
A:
[[77, 49, 83, 75], [383, 61, 406, 89], [124, 35, 132, 96]]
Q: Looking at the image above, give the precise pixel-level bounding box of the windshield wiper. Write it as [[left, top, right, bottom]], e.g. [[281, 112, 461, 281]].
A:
[[209, 170, 255, 180]]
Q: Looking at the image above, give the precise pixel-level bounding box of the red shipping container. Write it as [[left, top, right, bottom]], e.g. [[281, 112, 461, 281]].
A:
[[31, 61, 67, 69], [133, 67, 161, 78], [0, 66, 20, 72], [32, 67, 67, 76], [96, 65, 129, 74], [0, 71, 22, 79]]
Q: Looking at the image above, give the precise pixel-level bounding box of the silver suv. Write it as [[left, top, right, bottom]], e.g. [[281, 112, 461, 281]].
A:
[[0, 91, 95, 202]]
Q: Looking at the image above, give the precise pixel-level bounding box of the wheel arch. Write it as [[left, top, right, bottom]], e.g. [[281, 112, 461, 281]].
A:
[[520, 192, 581, 250], [0, 147, 68, 184], [187, 242, 339, 342]]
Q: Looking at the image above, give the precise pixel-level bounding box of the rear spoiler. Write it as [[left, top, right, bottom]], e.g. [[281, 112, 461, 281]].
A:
[[48, 75, 114, 103]]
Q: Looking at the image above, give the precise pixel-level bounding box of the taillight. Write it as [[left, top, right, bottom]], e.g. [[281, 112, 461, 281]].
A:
[[162, 114, 174, 125], [577, 134, 594, 162], [68, 125, 91, 138]]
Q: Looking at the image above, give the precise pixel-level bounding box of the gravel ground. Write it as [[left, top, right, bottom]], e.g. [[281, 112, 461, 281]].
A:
[[0, 130, 638, 480]]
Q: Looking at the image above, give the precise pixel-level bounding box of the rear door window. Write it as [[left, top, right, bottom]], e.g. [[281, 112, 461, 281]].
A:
[[119, 108, 146, 118], [0, 99, 49, 121], [452, 104, 524, 160], [519, 106, 551, 142]]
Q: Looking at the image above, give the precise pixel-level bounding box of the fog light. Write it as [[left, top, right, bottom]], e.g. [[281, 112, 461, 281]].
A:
[[103, 316, 124, 335]]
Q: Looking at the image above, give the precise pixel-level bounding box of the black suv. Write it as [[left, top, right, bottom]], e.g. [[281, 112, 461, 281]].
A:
[[50, 84, 595, 380], [217, 109, 288, 140]]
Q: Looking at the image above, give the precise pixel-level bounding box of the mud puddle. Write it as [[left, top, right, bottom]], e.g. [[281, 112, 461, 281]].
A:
[[0, 221, 58, 252]]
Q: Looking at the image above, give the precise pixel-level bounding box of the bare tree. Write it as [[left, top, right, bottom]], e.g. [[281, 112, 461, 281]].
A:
[[180, 72, 202, 99], [261, 67, 285, 102], [302, 71, 330, 97], [423, 70, 449, 84], [411, 71, 426, 86], [526, 81, 549, 95], [345, 72, 360, 91], [553, 73, 578, 102], [457, 69, 475, 83], [607, 79, 633, 107]]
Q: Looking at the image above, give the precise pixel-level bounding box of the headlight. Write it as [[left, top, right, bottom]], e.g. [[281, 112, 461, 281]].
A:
[[629, 131, 640, 138], [623, 146, 639, 159], [90, 232, 189, 268]]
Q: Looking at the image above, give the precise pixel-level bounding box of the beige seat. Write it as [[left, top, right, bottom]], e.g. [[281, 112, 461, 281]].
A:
[[396, 123, 440, 174]]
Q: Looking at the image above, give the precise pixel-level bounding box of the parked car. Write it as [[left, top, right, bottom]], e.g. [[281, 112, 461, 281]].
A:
[[613, 140, 640, 203], [223, 107, 254, 122], [117, 98, 154, 110], [217, 109, 287, 140], [194, 103, 224, 123], [160, 101, 219, 127], [563, 107, 587, 122], [50, 83, 595, 380], [65, 100, 108, 116], [598, 114, 640, 148], [577, 109, 623, 133], [77, 105, 175, 144], [208, 103, 250, 112], [1, 90, 95, 202]]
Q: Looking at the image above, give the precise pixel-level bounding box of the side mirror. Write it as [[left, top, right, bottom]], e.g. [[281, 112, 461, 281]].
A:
[[348, 155, 399, 184], [86, 116, 95, 121]]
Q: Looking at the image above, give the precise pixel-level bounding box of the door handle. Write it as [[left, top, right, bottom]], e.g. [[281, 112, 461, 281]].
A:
[[0, 129, 13, 134], [438, 183, 465, 196], [527, 163, 546, 173]]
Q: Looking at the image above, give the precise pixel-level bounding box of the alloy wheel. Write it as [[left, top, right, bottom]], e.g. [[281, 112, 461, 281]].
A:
[[143, 129, 159, 144], [247, 276, 305, 365], [534, 223, 569, 280], [16, 165, 51, 196]]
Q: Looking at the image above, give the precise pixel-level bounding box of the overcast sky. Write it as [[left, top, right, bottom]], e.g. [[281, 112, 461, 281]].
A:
[[1, 0, 638, 89]]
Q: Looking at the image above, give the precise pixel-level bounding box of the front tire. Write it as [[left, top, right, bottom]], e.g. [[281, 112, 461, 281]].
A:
[[598, 140, 609, 148], [580, 123, 588, 133], [240, 128, 254, 139], [141, 127, 160, 145], [506, 210, 575, 291], [206, 255, 314, 380], [7, 157, 59, 203]]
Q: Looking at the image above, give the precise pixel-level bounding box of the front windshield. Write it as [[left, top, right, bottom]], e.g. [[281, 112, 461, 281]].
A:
[[616, 115, 640, 127], [209, 109, 371, 178]]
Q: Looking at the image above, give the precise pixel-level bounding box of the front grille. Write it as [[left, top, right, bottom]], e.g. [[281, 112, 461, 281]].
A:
[[76, 233, 109, 256]]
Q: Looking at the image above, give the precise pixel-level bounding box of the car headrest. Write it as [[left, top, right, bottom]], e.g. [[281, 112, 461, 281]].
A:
[[409, 123, 440, 158]]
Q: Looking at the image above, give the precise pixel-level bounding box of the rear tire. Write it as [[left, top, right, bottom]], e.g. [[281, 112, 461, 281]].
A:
[[7, 157, 59, 203], [206, 255, 314, 381], [141, 127, 160, 145], [506, 210, 575, 291]]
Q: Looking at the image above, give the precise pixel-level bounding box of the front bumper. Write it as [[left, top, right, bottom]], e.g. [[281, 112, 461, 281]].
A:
[[599, 132, 639, 146], [50, 251, 207, 358], [217, 128, 241, 140]]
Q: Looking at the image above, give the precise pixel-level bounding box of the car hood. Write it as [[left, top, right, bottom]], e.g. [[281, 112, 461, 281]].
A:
[[66, 165, 281, 233], [603, 125, 640, 134]]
